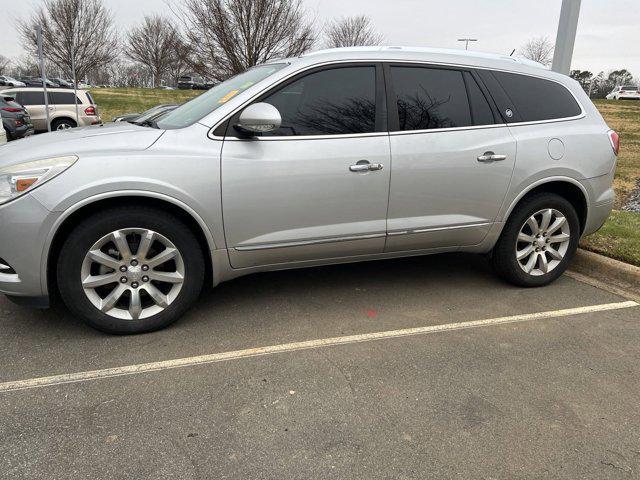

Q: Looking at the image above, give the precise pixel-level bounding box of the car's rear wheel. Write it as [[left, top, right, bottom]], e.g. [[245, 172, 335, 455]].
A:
[[492, 193, 580, 287], [52, 118, 77, 130], [57, 207, 205, 334]]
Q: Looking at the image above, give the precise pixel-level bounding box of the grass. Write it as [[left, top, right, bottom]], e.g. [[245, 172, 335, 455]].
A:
[[89, 88, 202, 121], [581, 100, 640, 266], [87, 90, 640, 266], [580, 210, 640, 266]]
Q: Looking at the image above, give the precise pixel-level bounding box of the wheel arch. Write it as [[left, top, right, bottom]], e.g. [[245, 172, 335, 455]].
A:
[[503, 177, 588, 234], [44, 192, 217, 298], [50, 116, 77, 129]]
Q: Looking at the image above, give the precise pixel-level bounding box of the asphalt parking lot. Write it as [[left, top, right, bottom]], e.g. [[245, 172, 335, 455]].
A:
[[1, 253, 639, 479]]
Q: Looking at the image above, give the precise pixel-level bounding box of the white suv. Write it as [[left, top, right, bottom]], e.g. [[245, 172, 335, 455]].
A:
[[0, 87, 102, 131], [606, 85, 640, 100]]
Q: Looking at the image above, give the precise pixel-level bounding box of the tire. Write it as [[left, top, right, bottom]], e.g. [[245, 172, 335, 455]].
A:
[[51, 118, 77, 131], [57, 206, 205, 334], [492, 193, 580, 287]]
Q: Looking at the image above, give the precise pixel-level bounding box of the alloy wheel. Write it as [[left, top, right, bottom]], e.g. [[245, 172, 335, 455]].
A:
[[515, 208, 571, 276], [80, 228, 185, 320]]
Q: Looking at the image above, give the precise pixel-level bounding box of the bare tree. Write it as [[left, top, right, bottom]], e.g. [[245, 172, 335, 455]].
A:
[[176, 0, 315, 81], [0, 54, 11, 73], [126, 15, 179, 87], [18, 0, 118, 81], [167, 36, 193, 86], [519, 36, 554, 67], [324, 15, 383, 48]]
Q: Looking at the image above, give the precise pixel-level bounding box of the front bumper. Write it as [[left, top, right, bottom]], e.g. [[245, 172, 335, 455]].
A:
[[0, 194, 54, 298]]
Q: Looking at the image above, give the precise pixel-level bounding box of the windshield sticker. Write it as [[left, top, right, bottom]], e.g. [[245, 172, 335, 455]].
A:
[[239, 82, 254, 89], [218, 90, 240, 104]]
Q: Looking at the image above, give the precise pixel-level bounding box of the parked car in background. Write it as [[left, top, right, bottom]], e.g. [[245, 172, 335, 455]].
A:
[[112, 104, 177, 124], [49, 78, 75, 88], [178, 75, 209, 90], [0, 47, 617, 334], [131, 104, 178, 126], [0, 75, 26, 87], [18, 77, 60, 88], [0, 94, 34, 140], [606, 85, 640, 100], [0, 88, 101, 131], [112, 112, 141, 123]]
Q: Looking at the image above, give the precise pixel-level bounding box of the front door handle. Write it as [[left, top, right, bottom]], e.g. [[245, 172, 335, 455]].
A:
[[350, 161, 384, 172], [477, 152, 507, 163]]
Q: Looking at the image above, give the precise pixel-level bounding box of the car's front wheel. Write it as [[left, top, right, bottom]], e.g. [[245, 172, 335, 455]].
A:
[[492, 193, 580, 287], [57, 207, 205, 334]]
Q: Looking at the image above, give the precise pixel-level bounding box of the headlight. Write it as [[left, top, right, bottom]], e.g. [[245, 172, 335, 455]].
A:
[[0, 156, 77, 205]]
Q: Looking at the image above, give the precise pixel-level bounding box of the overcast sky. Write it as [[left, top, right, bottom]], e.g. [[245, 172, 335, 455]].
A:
[[1, 0, 639, 77]]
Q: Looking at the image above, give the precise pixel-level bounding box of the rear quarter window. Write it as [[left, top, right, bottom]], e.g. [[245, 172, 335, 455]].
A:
[[491, 71, 582, 122]]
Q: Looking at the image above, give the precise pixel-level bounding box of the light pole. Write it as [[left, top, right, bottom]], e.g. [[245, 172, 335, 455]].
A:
[[552, 0, 582, 75], [36, 25, 51, 132], [457, 38, 478, 50]]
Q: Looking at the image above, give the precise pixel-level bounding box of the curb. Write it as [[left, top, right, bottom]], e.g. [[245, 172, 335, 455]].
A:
[[568, 249, 640, 301]]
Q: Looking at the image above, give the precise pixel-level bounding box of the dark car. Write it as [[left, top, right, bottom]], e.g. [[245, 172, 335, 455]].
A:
[[112, 104, 177, 123], [0, 94, 34, 140], [50, 77, 75, 88], [18, 76, 60, 88], [131, 104, 178, 126]]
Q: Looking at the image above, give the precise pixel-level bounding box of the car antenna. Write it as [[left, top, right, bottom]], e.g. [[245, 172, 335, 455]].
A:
[[509, 49, 516, 57]]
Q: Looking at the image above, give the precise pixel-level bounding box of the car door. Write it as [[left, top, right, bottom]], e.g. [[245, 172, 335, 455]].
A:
[[385, 64, 517, 252], [221, 64, 391, 269], [16, 91, 54, 131]]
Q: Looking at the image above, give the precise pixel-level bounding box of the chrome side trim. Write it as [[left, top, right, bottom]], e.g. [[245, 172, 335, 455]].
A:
[[223, 132, 390, 142], [234, 233, 386, 251], [387, 222, 492, 236], [389, 123, 507, 136]]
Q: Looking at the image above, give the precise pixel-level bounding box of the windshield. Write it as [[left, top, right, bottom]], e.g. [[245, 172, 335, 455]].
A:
[[157, 63, 287, 129], [622, 86, 638, 91]]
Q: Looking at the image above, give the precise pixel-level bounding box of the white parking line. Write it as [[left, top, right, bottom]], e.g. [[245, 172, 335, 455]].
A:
[[0, 301, 637, 394]]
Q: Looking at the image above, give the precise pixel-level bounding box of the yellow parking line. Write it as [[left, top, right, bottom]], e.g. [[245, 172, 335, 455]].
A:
[[0, 300, 637, 394]]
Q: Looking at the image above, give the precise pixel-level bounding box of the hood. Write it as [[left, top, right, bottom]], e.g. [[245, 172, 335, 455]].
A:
[[0, 122, 164, 169]]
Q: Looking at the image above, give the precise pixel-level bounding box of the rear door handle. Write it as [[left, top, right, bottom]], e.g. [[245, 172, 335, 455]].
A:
[[349, 162, 384, 172], [477, 152, 507, 163]]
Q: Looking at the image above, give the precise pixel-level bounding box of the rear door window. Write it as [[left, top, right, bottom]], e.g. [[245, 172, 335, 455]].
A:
[[463, 72, 496, 126], [491, 71, 582, 122], [390, 66, 472, 131]]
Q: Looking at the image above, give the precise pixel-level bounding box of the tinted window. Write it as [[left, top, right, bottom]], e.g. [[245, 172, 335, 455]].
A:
[[261, 66, 377, 136], [463, 72, 495, 125], [17, 91, 47, 106], [49, 92, 81, 105], [492, 71, 581, 122], [391, 67, 472, 131]]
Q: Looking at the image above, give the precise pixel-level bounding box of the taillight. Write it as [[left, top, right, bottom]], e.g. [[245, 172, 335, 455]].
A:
[[608, 130, 620, 156], [84, 106, 96, 116], [1, 107, 22, 113]]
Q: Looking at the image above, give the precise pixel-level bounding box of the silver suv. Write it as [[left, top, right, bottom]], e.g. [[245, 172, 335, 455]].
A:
[[0, 47, 618, 334], [0, 87, 101, 131]]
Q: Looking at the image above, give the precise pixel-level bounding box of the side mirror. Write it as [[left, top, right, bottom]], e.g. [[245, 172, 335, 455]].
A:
[[235, 103, 281, 135]]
